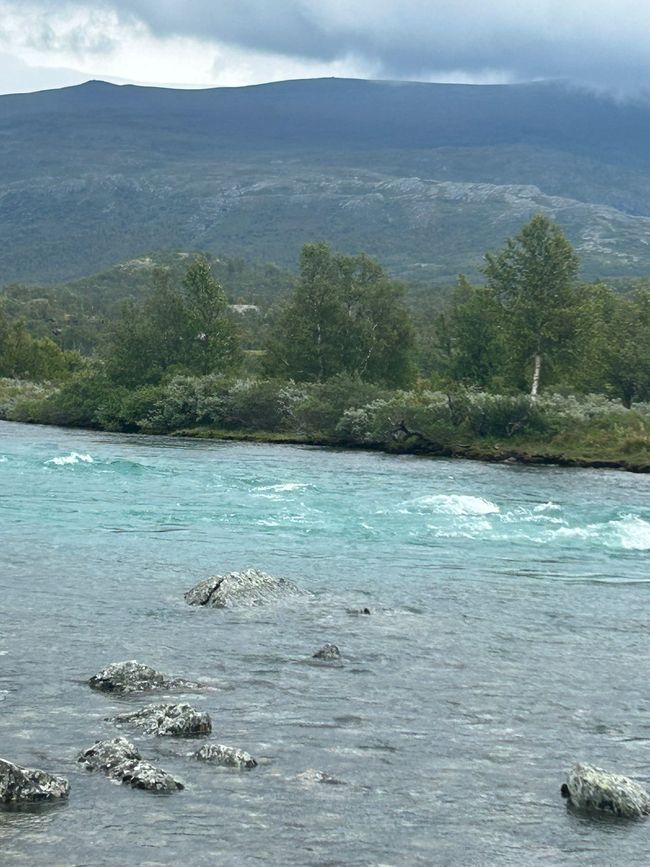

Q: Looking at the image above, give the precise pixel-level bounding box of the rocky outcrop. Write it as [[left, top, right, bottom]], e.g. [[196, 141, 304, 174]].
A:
[[0, 758, 70, 804], [110, 703, 212, 737], [78, 737, 183, 793], [194, 744, 257, 769], [88, 660, 201, 695], [184, 568, 301, 608], [562, 763, 650, 818], [313, 644, 341, 661]]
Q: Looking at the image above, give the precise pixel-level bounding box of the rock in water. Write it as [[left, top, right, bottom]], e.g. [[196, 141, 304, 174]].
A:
[[110, 703, 212, 737], [296, 768, 345, 785], [184, 568, 300, 608], [313, 643, 341, 661], [88, 660, 201, 694], [194, 744, 257, 769], [0, 758, 70, 803], [78, 737, 183, 793], [562, 763, 650, 817]]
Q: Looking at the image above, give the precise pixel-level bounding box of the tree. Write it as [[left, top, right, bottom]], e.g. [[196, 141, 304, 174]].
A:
[[182, 258, 241, 375], [599, 290, 650, 407], [484, 214, 580, 397], [266, 243, 415, 387], [106, 260, 241, 386], [433, 275, 505, 387]]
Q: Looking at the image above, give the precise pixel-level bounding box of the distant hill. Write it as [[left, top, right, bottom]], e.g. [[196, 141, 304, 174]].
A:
[[3, 77, 650, 285]]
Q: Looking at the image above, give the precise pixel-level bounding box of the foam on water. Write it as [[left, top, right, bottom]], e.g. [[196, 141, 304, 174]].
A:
[[404, 493, 500, 515], [258, 482, 309, 493], [45, 451, 94, 466]]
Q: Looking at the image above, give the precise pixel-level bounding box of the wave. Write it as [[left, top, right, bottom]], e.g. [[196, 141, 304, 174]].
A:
[[257, 482, 309, 493], [45, 452, 94, 466], [404, 493, 500, 516]]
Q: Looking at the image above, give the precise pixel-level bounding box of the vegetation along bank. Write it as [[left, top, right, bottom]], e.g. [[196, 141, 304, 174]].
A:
[[2, 214, 650, 472]]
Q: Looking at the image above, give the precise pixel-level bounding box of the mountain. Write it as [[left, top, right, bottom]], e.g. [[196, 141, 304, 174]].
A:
[[3, 77, 650, 285]]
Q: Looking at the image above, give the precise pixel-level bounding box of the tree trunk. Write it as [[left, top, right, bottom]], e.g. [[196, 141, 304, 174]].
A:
[[531, 353, 542, 399]]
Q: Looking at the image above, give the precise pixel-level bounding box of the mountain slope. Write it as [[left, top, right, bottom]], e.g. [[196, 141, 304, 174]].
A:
[[2, 77, 650, 284]]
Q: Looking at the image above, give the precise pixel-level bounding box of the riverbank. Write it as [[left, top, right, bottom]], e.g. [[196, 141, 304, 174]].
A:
[[173, 426, 650, 473], [4, 375, 650, 473]]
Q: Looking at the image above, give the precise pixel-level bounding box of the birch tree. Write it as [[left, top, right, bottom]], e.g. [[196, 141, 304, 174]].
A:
[[484, 214, 579, 397]]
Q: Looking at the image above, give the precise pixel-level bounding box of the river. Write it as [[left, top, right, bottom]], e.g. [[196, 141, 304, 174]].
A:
[[1, 420, 650, 865]]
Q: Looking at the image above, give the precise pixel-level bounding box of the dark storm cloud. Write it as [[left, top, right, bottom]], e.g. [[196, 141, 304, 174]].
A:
[[7, 1, 650, 90]]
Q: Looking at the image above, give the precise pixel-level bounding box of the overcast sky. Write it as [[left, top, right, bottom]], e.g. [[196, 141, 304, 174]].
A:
[[0, 0, 648, 95]]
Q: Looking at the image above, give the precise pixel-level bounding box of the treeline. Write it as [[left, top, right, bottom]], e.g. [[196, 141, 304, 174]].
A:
[[3, 213, 650, 467]]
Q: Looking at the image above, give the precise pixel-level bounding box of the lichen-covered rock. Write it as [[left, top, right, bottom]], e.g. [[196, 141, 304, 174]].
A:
[[0, 758, 70, 803], [78, 737, 183, 793], [561, 762, 650, 818], [194, 744, 257, 769], [313, 643, 341, 661], [88, 660, 201, 695], [184, 568, 301, 608], [110, 703, 212, 737]]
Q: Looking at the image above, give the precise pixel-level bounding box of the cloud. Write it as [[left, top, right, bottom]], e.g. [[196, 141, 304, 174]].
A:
[[1, 1, 650, 94]]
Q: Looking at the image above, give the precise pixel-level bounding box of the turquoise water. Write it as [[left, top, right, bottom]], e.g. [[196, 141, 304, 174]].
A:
[[2, 420, 650, 865]]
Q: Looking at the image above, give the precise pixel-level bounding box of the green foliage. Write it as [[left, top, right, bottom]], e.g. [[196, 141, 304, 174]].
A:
[[0, 302, 82, 382], [484, 214, 580, 395], [433, 276, 505, 388], [105, 260, 241, 387], [266, 243, 415, 387]]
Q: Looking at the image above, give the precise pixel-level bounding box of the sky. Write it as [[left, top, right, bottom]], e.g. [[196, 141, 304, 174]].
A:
[[0, 0, 648, 95]]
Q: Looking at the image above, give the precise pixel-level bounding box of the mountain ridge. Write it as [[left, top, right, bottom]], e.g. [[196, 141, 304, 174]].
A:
[[2, 76, 650, 284]]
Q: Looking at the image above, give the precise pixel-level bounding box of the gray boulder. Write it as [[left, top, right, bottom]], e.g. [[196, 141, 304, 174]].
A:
[[78, 737, 183, 793], [0, 758, 70, 804], [561, 762, 650, 818], [110, 703, 212, 737], [184, 568, 301, 608], [194, 744, 257, 769], [88, 660, 201, 695], [313, 643, 341, 661]]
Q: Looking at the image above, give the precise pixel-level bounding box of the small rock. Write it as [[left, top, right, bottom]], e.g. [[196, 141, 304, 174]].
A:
[[296, 768, 345, 785], [184, 568, 301, 608], [110, 703, 212, 737], [562, 762, 650, 818], [0, 758, 70, 804], [313, 643, 341, 661], [78, 737, 183, 793], [194, 744, 257, 769], [88, 660, 201, 694]]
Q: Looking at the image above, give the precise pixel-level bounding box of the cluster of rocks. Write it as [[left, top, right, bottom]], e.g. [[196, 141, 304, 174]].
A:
[[78, 660, 258, 795], [78, 737, 183, 793], [9, 568, 644, 820]]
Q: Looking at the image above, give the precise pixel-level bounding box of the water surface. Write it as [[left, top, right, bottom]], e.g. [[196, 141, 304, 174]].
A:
[[2, 420, 650, 865]]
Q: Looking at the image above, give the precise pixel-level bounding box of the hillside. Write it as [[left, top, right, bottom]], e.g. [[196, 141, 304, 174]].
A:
[[3, 77, 650, 284]]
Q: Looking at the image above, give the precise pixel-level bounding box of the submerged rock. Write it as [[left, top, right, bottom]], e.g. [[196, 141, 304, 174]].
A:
[[0, 758, 70, 804], [561, 763, 650, 818], [313, 643, 341, 661], [296, 768, 345, 785], [110, 703, 212, 737], [88, 660, 201, 695], [184, 568, 300, 608], [194, 744, 257, 769], [78, 737, 183, 793]]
